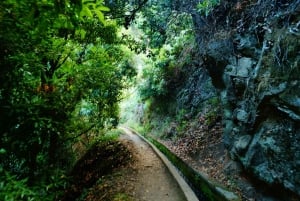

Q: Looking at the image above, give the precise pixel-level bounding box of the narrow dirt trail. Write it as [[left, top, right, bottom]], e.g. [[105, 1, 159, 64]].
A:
[[120, 128, 187, 201]]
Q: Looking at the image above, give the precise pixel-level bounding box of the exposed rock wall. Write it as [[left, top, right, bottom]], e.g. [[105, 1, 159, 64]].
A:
[[193, 0, 300, 196], [176, 67, 217, 113]]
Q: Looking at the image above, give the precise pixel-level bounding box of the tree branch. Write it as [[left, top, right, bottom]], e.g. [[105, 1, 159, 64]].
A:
[[124, 0, 149, 28], [65, 124, 96, 142]]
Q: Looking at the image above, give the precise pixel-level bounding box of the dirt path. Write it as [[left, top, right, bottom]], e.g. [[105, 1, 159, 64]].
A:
[[119, 128, 187, 201]]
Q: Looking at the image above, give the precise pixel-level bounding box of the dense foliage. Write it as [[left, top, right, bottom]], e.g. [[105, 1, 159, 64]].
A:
[[0, 0, 137, 199], [138, 12, 196, 100]]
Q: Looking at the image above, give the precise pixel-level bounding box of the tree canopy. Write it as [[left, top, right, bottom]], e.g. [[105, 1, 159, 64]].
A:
[[0, 0, 138, 199]]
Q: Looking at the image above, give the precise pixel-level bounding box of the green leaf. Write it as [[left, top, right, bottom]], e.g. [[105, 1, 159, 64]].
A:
[[95, 10, 105, 23], [76, 29, 87, 39], [80, 6, 93, 18], [82, 0, 95, 4], [97, 5, 110, 12]]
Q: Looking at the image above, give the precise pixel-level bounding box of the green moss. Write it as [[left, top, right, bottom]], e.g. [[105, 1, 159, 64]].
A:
[[113, 193, 133, 201]]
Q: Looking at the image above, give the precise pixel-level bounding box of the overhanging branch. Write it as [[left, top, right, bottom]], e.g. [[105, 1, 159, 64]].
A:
[[124, 0, 149, 28]]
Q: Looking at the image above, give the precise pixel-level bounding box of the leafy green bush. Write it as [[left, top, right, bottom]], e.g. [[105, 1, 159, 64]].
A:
[[204, 97, 221, 126], [0, 171, 37, 201], [0, 166, 69, 201], [197, 0, 220, 16], [137, 12, 195, 101], [138, 71, 167, 99]]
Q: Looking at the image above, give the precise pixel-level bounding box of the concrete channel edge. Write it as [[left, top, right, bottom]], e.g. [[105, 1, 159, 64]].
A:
[[120, 126, 240, 201], [120, 126, 199, 201]]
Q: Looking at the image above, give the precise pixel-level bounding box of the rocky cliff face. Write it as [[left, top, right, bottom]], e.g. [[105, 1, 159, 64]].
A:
[[194, 0, 300, 196]]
